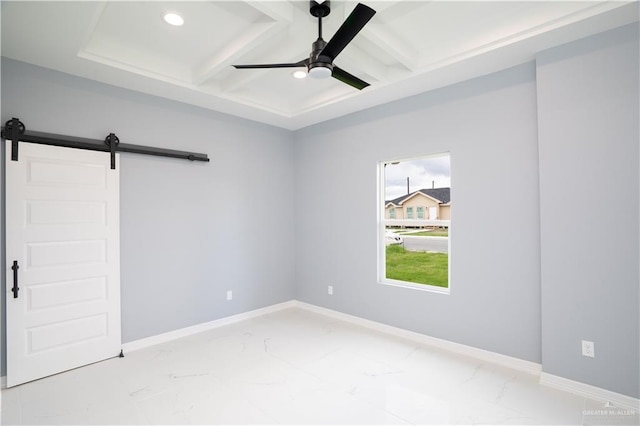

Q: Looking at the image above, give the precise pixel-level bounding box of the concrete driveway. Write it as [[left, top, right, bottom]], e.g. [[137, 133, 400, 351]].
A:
[[401, 236, 449, 253]]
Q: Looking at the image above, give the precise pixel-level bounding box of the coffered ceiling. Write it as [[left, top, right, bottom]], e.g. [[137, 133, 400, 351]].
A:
[[1, 1, 638, 130]]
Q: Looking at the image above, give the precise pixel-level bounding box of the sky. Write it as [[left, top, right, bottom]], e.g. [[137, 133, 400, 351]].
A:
[[384, 154, 451, 200]]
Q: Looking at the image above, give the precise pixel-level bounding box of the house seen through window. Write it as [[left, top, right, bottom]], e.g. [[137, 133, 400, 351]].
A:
[[380, 153, 451, 291]]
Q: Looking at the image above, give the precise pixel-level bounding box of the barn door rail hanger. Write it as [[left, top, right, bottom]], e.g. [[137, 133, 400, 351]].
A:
[[1, 117, 210, 170]]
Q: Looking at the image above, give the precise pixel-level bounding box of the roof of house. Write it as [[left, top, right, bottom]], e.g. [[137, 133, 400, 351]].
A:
[[386, 188, 451, 206]]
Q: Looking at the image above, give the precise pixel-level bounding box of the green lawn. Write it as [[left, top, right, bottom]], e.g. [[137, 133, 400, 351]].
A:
[[406, 230, 449, 237], [385, 244, 448, 287]]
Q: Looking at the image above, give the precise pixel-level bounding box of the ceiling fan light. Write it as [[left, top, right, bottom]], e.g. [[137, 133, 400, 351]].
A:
[[292, 70, 307, 79], [308, 66, 332, 79], [163, 12, 184, 26]]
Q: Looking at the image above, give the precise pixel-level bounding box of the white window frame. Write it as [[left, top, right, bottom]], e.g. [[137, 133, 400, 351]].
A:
[[378, 154, 451, 294]]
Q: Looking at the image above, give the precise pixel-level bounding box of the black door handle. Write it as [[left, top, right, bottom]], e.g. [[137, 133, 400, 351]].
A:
[[11, 260, 19, 299]]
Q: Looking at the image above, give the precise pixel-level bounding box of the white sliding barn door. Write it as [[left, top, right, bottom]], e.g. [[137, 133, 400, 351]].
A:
[[5, 142, 121, 387]]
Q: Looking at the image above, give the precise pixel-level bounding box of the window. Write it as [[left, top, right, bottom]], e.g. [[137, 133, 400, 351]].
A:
[[379, 153, 451, 292]]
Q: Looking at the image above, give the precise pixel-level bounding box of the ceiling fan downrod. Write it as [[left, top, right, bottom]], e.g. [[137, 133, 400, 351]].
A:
[[310, 0, 331, 39]]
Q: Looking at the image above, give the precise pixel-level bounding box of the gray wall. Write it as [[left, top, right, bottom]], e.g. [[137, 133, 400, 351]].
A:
[[0, 58, 296, 375], [293, 22, 639, 399], [294, 62, 543, 364], [537, 24, 639, 398]]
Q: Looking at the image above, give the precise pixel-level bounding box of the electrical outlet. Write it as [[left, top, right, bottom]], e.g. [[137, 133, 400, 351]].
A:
[[328, 285, 333, 295], [226, 290, 233, 301], [582, 340, 595, 358]]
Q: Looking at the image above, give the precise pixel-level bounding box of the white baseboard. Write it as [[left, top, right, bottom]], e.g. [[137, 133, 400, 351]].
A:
[[293, 301, 542, 376], [80, 298, 640, 412], [295, 302, 640, 410], [540, 373, 639, 412], [1, 376, 6, 389], [120, 299, 540, 375], [121, 300, 296, 353]]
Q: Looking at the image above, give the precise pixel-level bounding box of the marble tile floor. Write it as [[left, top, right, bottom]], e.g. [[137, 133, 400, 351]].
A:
[[1, 307, 638, 425]]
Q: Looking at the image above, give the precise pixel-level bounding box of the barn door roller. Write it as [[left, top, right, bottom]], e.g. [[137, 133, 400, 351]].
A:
[[1, 118, 210, 170]]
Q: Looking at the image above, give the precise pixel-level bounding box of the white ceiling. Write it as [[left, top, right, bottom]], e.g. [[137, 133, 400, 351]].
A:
[[1, 1, 638, 130]]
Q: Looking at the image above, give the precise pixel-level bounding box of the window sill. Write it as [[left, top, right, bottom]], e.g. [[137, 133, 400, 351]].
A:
[[379, 278, 450, 295]]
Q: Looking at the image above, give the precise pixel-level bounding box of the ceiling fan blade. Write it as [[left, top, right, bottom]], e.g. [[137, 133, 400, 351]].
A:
[[320, 3, 375, 61], [233, 59, 307, 69], [332, 66, 370, 90]]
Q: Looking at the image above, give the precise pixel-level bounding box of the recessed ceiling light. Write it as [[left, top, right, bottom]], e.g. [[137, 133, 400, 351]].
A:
[[163, 12, 184, 26], [292, 70, 307, 79]]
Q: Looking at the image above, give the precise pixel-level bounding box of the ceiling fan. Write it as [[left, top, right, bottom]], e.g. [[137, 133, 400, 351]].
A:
[[233, 1, 376, 90]]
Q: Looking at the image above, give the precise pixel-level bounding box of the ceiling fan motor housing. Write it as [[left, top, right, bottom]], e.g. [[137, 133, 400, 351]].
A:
[[308, 38, 333, 77]]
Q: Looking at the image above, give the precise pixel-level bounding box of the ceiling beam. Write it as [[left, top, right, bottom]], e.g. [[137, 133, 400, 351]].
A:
[[191, 1, 296, 85], [191, 21, 288, 85], [360, 24, 420, 72]]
